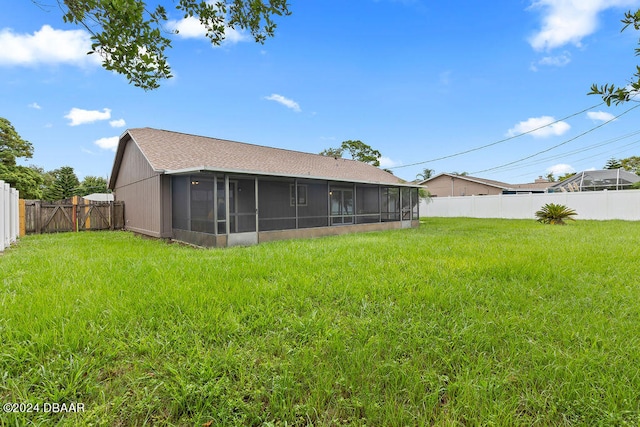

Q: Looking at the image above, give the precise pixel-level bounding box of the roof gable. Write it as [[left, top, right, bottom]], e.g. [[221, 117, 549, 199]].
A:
[[110, 128, 408, 188]]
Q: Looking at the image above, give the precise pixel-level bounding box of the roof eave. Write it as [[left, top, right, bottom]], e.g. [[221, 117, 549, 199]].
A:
[[164, 166, 422, 187]]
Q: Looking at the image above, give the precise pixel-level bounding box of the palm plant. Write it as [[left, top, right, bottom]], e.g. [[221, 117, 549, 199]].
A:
[[535, 203, 577, 225]]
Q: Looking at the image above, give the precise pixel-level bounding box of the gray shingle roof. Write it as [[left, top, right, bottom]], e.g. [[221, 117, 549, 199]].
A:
[[113, 128, 407, 186], [419, 173, 512, 189]]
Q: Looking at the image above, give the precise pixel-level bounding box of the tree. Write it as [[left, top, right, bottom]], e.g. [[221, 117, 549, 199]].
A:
[[320, 140, 382, 167], [341, 140, 381, 166], [589, 9, 640, 105], [319, 147, 344, 158], [0, 118, 44, 198], [620, 155, 640, 175], [557, 172, 577, 182], [51, 0, 291, 90], [545, 172, 556, 182], [47, 166, 81, 200], [0, 164, 44, 199], [604, 157, 622, 169], [79, 176, 109, 195], [416, 168, 434, 181], [0, 117, 33, 167]]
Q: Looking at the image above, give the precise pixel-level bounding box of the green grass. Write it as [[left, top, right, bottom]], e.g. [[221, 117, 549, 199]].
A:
[[1, 218, 640, 426]]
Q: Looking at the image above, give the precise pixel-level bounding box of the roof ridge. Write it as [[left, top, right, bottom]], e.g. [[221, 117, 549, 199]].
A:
[[137, 127, 367, 164]]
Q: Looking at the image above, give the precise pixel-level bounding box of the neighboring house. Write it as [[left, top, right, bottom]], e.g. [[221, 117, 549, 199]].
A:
[[503, 177, 553, 194], [550, 169, 640, 192], [108, 128, 421, 247], [418, 173, 552, 197]]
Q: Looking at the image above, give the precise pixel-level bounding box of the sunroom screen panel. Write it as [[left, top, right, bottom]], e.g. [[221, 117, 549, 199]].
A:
[[258, 179, 296, 231]]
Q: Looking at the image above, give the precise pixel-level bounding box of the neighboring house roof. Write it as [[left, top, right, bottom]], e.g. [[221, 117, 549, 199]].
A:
[[510, 182, 552, 191], [418, 173, 553, 194], [83, 193, 114, 202], [109, 128, 409, 188], [418, 173, 513, 190], [550, 169, 640, 191]]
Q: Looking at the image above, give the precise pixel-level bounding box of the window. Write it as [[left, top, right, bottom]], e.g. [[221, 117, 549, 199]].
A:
[[290, 184, 308, 206]]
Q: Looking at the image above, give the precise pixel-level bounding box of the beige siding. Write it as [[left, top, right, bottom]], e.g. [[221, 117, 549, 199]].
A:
[[113, 138, 164, 237], [426, 175, 504, 197]]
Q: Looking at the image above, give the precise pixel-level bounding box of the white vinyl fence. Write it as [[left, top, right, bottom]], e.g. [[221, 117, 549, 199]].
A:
[[1, 180, 19, 252], [420, 189, 640, 221]]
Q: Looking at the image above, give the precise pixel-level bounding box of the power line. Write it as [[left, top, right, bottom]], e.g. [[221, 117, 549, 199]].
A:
[[505, 138, 640, 180], [482, 129, 640, 175], [389, 102, 604, 170], [470, 103, 640, 175]]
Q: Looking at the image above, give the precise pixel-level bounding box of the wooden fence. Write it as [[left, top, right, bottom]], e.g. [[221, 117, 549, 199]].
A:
[[22, 197, 124, 234], [1, 180, 20, 252]]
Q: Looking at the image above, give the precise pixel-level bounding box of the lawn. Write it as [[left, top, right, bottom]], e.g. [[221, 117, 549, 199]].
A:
[[1, 218, 640, 426]]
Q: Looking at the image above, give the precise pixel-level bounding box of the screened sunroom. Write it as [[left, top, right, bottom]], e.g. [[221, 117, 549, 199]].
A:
[[551, 169, 640, 192], [170, 173, 419, 247]]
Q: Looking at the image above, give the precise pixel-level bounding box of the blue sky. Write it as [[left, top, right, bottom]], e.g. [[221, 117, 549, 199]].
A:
[[1, 0, 640, 184]]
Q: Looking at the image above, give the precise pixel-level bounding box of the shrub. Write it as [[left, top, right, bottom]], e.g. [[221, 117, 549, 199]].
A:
[[535, 203, 577, 225]]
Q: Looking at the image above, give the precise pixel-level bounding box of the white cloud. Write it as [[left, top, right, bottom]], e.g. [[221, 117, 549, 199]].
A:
[[28, 102, 41, 109], [527, 0, 639, 51], [507, 115, 571, 138], [379, 156, 401, 168], [167, 16, 249, 44], [94, 136, 119, 152], [0, 25, 101, 67], [264, 94, 301, 112], [65, 108, 111, 126], [546, 163, 575, 175], [109, 119, 126, 128], [587, 110, 616, 122], [535, 51, 572, 69]]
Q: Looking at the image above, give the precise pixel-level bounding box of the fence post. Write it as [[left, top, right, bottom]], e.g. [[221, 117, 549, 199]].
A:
[[72, 195, 78, 232], [110, 201, 115, 230], [3, 182, 10, 248], [35, 200, 42, 234], [10, 188, 17, 243], [19, 199, 25, 237], [0, 181, 5, 251]]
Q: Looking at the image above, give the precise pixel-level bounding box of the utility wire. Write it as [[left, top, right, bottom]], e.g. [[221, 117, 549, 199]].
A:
[[505, 138, 640, 180], [470, 103, 640, 175], [482, 129, 640, 175], [388, 102, 604, 170]]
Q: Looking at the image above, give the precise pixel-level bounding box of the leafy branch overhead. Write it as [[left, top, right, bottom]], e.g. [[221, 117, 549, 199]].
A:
[[589, 9, 640, 105], [58, 0, 291, 90]]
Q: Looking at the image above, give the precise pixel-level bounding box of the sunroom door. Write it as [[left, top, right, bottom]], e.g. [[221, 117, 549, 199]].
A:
[[227, 178, 258, 246], [330, 187, 354, 225]]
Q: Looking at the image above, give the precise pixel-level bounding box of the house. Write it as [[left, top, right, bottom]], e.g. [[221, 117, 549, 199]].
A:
[[418, 173, 552, 197], [549, 169, 640, 192], [108, 128, 421, 247]]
